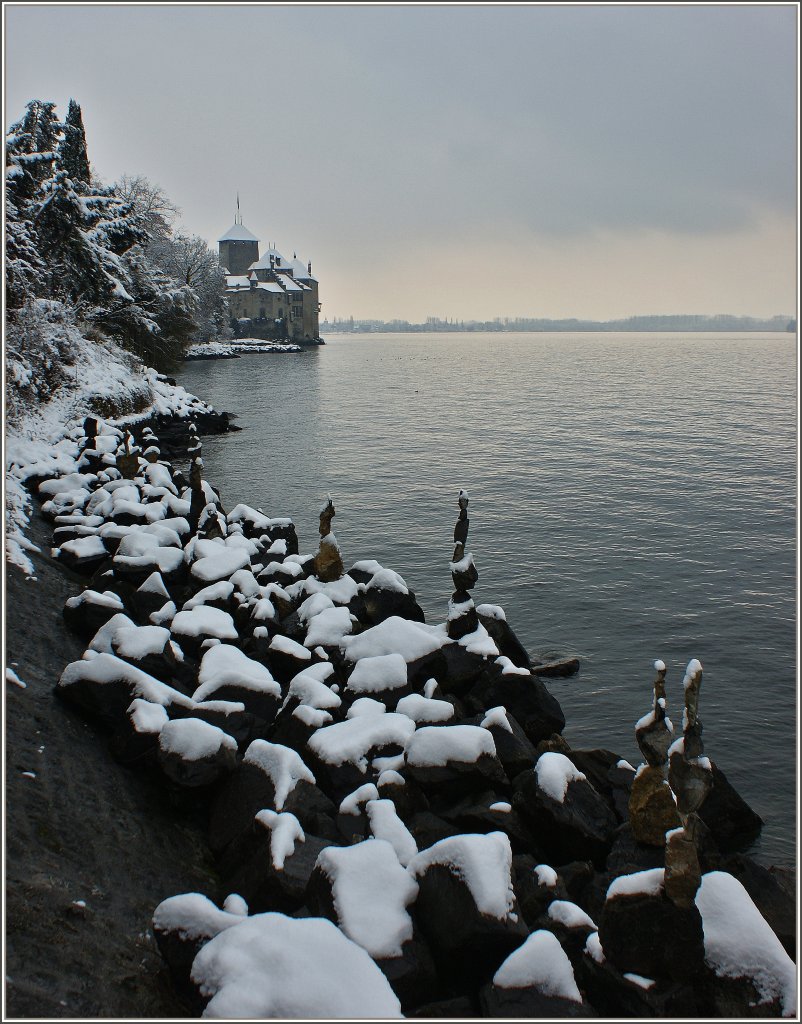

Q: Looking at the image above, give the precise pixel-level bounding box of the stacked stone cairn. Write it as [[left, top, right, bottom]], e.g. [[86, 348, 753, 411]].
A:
[[30, 416, 792, 1018], [312, 495, 344, 583], [447, 488, 479, 640]]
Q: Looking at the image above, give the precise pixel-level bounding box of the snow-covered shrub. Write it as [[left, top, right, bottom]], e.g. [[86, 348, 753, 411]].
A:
[[5, 299, 81, 426]]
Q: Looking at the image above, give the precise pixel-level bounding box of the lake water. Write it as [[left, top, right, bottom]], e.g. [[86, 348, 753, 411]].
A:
[[179, 331, 797, 868]]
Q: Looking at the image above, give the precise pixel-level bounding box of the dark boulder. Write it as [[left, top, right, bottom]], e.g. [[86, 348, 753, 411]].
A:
[[156, 717, 238, 788], [361, 583, 426, 626], [207, 752, 338, 856], [721, 853, 797, 958], [177, 699, 263, 752], [575, 951, 714, 1018], [598, 883, 705, 983], [476, 608, 532, 670], [377, 771, 430, 823], [375, 938, 440, 1015], [512, 856, 568, 928], [410, 860, 528, 988], [152, 893, 242, 1010], [697, 761, 763, 852], [410, 995, 478, 1018], [129, 571, 174, 622], [63, 588, 127, 638], [406, 811, 461, 851], [479, 982, 590, 1018], [56, 535, 110, 576], [531, 657, 581, 678], [605, 822, 667, 880], [220, 819, 333, 915], [465, 709, 537, 780], [405, 725, 509, 802], [466, 662, 566, 746], [437, 643, 491, 697], [512, 758, 618, 867], [436, 791, 536, 853]]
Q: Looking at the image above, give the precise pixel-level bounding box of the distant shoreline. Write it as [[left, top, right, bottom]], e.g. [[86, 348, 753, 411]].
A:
[[322, 316, 795, 335]]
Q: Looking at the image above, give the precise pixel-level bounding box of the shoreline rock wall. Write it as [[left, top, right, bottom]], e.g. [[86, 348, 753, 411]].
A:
[[15, 409, 797, 1019]]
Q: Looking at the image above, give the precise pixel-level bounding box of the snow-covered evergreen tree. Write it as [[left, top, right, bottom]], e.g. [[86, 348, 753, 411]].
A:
[[5, 100, 59, 307], [4, 98, 214, 370], [58, 99, 91, 185]]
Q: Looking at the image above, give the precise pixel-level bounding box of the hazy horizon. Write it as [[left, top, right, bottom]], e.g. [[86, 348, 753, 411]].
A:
[[4, 3, 798, 322]]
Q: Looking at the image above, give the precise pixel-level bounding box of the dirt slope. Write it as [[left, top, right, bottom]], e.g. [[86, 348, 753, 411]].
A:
[[5, 507, 218, 1019]]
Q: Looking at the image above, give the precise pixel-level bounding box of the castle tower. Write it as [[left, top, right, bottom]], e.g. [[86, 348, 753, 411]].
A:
[[218, 221, 260, 276]]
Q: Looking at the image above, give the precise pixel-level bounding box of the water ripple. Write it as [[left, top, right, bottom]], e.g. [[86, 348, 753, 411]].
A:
[[180, 331, 796, 866]]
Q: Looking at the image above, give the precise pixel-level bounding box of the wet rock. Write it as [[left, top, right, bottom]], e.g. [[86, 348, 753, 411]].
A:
[[530, 657, 580, 678], [628, 764, 682, 846]]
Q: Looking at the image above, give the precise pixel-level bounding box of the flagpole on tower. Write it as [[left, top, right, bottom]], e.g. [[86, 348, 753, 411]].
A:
[[236, 192, 240, 224]]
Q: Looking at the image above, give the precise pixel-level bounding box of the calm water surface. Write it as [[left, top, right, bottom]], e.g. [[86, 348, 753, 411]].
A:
[[179, 332, 796, 867]]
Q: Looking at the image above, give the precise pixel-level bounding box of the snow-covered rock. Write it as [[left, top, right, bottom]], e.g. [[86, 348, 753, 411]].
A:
[[696, 871, 796, 1016], [309, 839, 419, 959], [190, 913, 403, 1018]]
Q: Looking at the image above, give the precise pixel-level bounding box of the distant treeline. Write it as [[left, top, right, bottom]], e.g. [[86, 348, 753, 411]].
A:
[[323, 314, 796, 334]]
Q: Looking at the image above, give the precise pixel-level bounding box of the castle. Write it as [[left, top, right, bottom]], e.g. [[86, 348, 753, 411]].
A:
[[218, 219, 321, 343]]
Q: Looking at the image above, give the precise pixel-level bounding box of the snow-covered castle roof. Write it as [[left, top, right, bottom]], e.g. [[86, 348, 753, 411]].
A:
[[218, 223, 260, 243], [249, 248, 287, 270]]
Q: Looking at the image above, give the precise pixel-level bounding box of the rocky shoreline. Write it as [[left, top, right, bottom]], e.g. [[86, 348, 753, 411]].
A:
[[183, 337, 325, 361], [6, 405, 797, 1018]]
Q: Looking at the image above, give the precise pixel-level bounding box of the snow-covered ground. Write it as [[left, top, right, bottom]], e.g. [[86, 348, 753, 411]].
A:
[[184, 338, 301, 359], [5, 323, 214, 577]]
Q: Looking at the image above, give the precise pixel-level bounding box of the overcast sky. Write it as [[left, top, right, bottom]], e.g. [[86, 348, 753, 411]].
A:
[[4, 3, 798, 321]]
